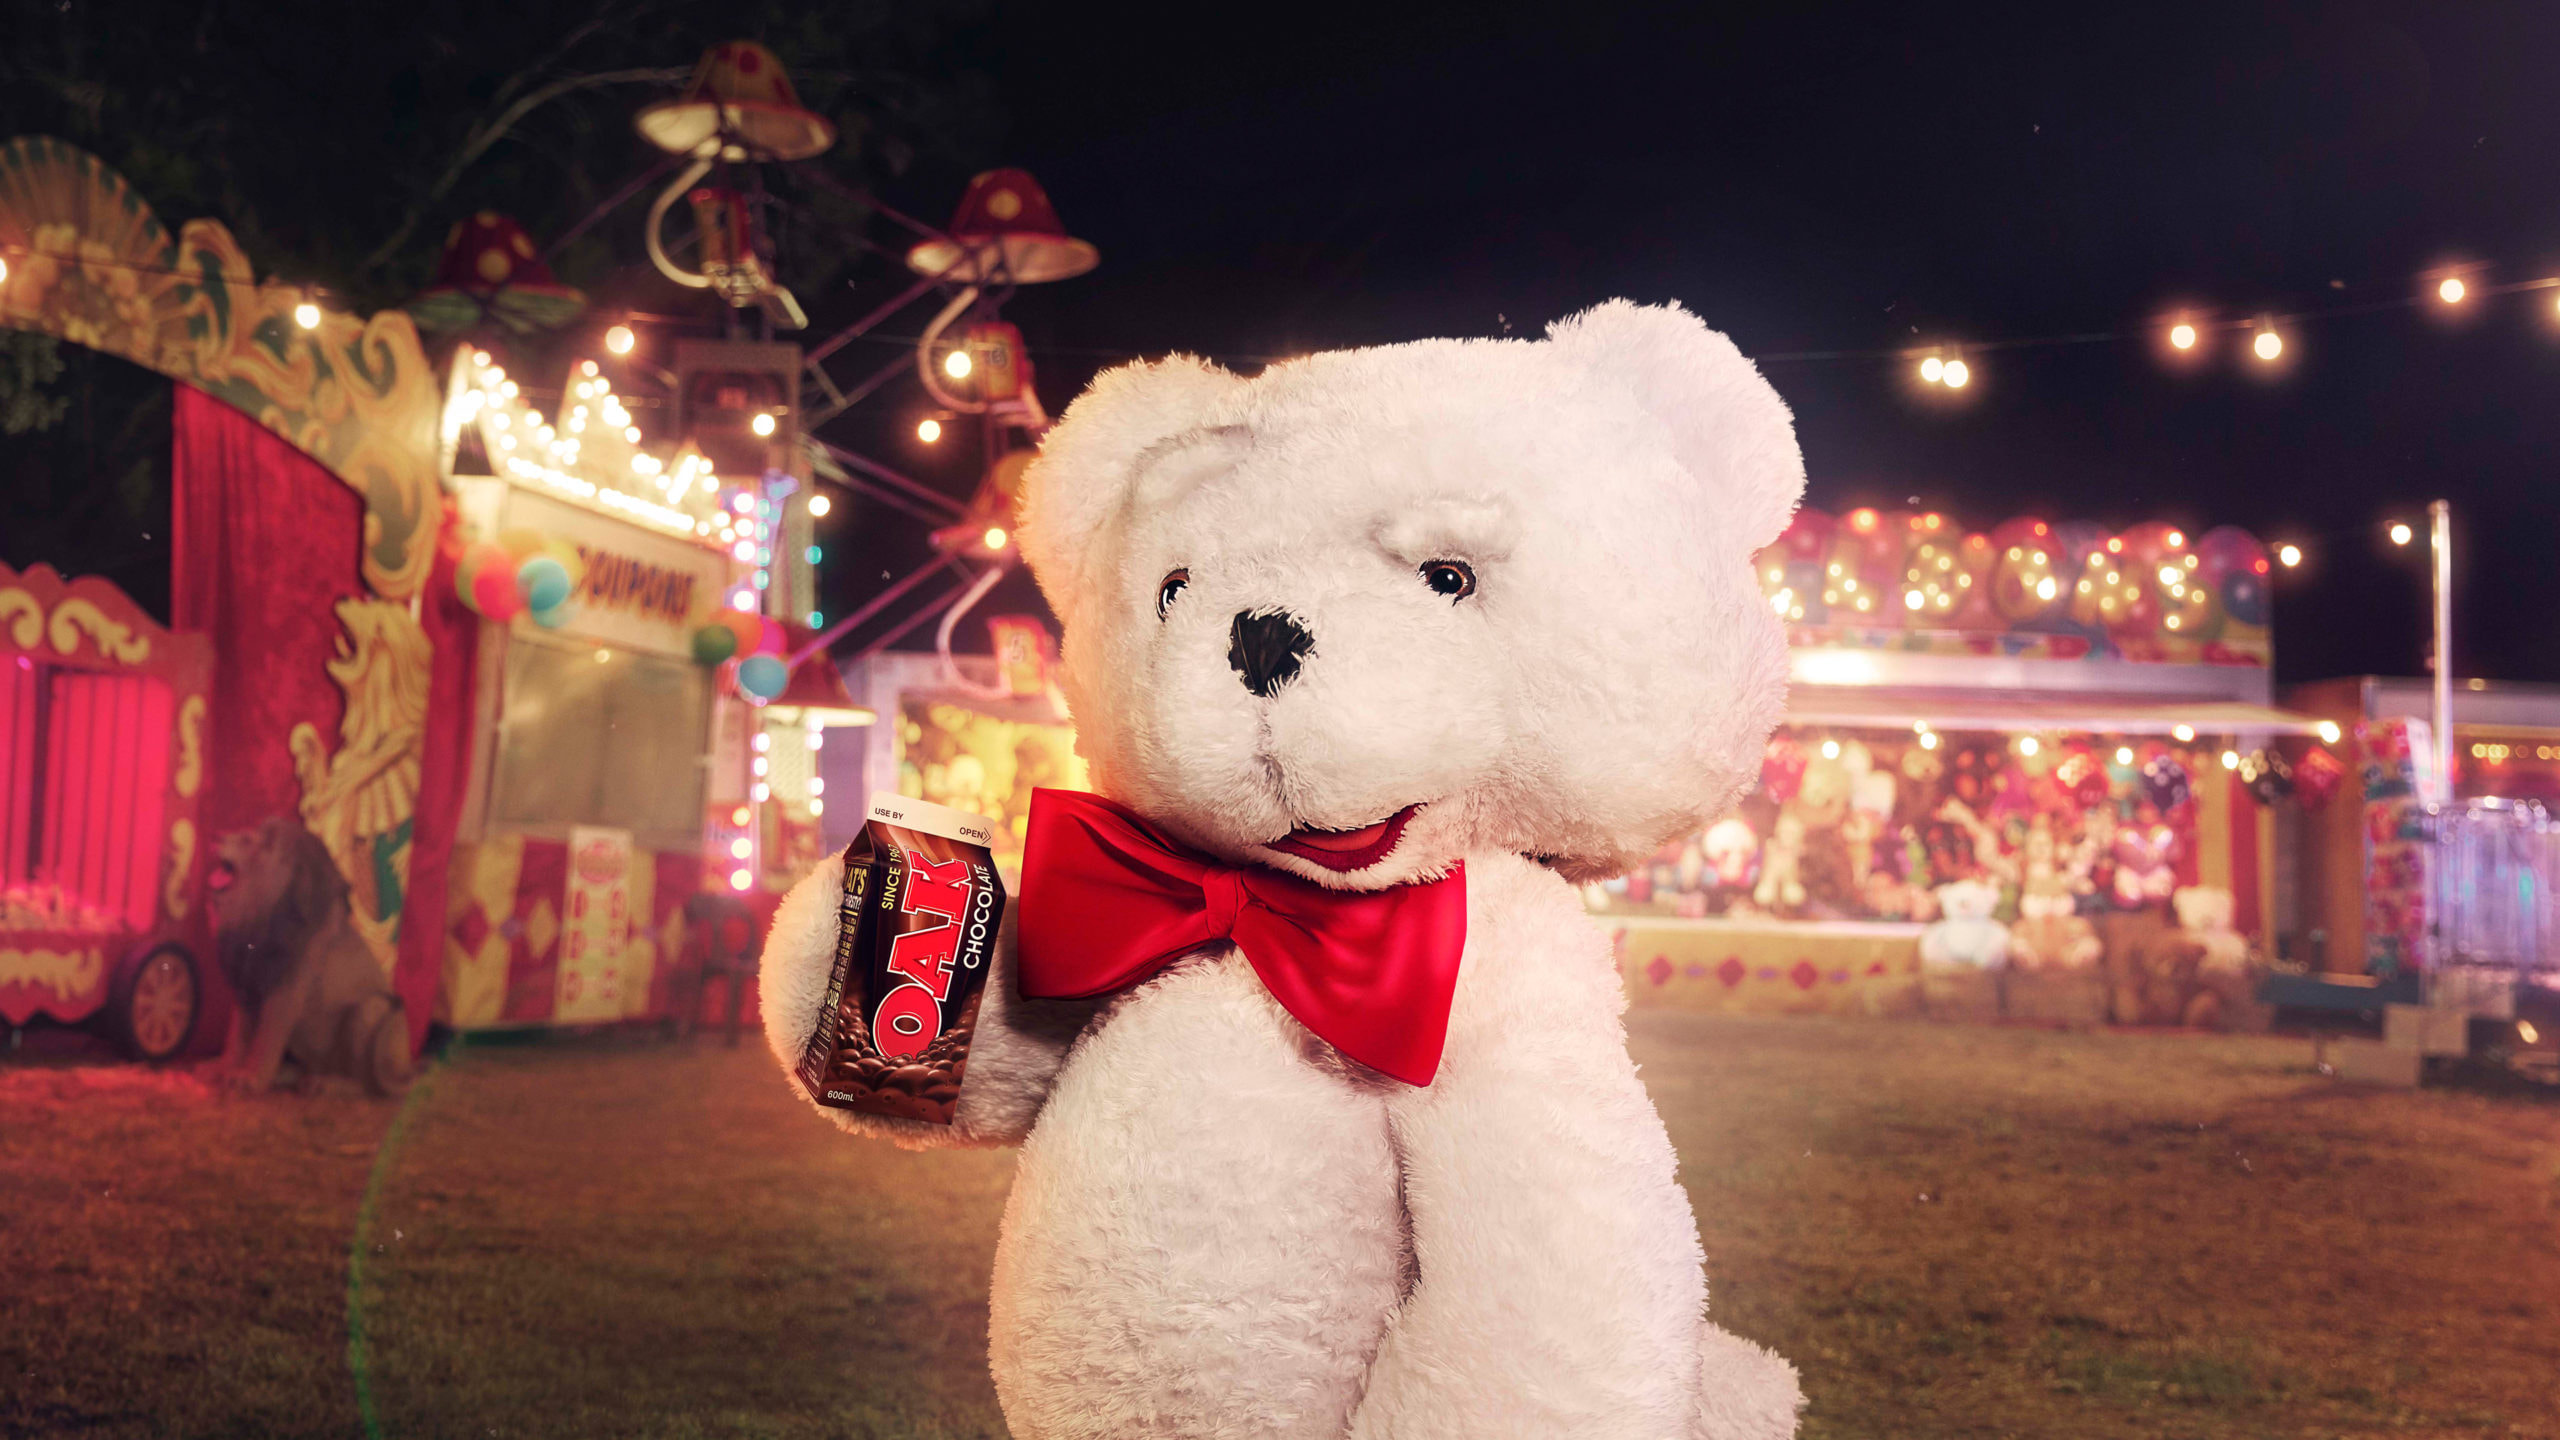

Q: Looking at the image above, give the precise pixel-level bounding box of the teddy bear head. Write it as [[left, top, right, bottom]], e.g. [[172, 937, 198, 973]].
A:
[[1016, 300, 1804, 889], [1932, 877, 2002, 923], [2173, 885, 2235, 934]]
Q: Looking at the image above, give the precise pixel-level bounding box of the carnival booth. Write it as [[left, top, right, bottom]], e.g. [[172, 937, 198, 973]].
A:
[[1597, 508, 2346, 1028], [430, 348, 849, 1033], [2284, 677, 2560, 983], [829, 619, 1083, 888]]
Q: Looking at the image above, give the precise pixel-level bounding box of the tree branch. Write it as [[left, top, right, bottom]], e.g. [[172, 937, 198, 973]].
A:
[[357, 65, 689, 276]]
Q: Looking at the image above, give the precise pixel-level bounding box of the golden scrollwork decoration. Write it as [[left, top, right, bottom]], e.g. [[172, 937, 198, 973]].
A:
[[0, 585, 38, 648], [173, 694, 206, 798], [47, 596, 151, 664], [164, 818, 196, 921]]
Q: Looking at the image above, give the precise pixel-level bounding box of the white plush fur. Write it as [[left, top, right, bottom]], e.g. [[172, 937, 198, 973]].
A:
[[762, 300, 1805, 1437]]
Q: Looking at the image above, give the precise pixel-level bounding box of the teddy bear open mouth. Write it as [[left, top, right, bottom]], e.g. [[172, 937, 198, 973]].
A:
[[1266, 803, 1423, 873], [205, 859, 237, 894]]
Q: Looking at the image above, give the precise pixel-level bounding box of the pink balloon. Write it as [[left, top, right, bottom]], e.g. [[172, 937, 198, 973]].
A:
[[755, 617, 786, 656], [472, 561, 526, 620]]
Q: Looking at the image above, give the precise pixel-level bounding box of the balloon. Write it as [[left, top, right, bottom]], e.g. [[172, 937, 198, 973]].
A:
[[2221, 568, 2270, 627], [736, 653, 789, 701], [497, 527, 548, 563], [691, 624, 739, 666], [2140, 752, 2192, 814], [2191, 526, 2266, 588], [456, 542, 507, 611], [755, 616, 787, 656], [530, 602, 571, 629], [472, 560, 526, 620], [2295, 746, 2348, 811], [716, 609, 763, 655], [542, 538, 587, 589], [2238, 748, 2294, 806], [2053, 747, 2112, 811], [516, 555, 572, 613]]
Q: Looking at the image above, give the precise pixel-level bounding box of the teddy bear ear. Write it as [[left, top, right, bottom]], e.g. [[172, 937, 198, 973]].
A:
[[1544, 299, 1805, 552], [1015, 354, 1249, 611]]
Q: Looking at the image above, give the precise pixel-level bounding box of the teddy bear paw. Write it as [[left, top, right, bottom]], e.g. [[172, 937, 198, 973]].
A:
[[1691, 1323, 1803, 1440]]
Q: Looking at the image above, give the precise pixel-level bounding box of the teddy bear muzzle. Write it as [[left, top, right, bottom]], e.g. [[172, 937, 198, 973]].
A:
[[1227, 608, 1315, 697]]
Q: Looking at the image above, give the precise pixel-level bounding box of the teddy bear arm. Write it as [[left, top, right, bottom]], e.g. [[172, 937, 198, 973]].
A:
[[759, 855, 1096, 1150]]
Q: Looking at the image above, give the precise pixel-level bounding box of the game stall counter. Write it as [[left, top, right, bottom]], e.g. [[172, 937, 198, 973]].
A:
[[1596, 508, 2346, 1030]]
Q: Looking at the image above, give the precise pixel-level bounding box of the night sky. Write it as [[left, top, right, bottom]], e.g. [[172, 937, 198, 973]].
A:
[[840, 3, 2560, 687]]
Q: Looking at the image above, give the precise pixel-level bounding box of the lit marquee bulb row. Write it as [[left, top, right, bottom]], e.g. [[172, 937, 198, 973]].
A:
[[463, 351, 744, 544]]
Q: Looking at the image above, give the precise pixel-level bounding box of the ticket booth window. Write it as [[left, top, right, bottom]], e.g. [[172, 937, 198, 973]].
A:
[[488, 637, 708, 848]]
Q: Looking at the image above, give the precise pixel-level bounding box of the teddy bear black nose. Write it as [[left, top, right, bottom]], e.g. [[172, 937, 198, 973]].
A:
[[1228, 609, 1314, 698]]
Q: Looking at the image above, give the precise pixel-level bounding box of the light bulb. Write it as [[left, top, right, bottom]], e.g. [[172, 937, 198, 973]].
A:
[[1919, 356, 1945, 383], [807, 494, 831, 518], [2317, 721, 2342, 745], [984, 526, 1008, 551], [943, 349, 973, 379], [2438, 277, 2466, 305], [2115, 746, 2135, 765], [917, 417, 943, 443], [605, 324, 635, 355], [1941, 359, 1970, 389], [2169, 323, 2196, 350], [2018, 736, 2040, 757], [2278, 544, 2302, 568], [2220, 750, 2240, 770], [750, 412, 777, 438], [293, 300, 322, 330], [2253, 329, 2283, 361], [730, 838, 752, 859], [2174, 724, 2195, 742], [2389, 522, 2413, 546], [729, 867, 753, 891]]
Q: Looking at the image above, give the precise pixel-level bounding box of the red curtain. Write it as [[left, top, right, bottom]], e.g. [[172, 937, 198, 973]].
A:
[[170, 385, 365, 840]]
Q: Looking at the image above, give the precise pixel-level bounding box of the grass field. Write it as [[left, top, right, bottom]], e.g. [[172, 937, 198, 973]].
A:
[[4, 1013, 2557, 1439]]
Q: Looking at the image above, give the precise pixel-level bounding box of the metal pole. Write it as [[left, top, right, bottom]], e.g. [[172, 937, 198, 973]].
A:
[[2431, 498, 2453, 803]]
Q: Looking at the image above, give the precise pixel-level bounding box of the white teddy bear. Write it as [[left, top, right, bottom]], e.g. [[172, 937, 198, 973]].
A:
[[762, 300, 1807, 1440], [1918, 878, 2010, 969]]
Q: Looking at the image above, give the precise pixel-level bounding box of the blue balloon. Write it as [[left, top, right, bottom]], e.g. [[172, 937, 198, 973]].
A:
[[517, 555, 572, 613], [737, 653, 789, 700], [2220, 570, 2269, 627]]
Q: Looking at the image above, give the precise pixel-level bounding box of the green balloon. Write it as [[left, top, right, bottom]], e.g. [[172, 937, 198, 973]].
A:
[[692, 624, 739, 666]]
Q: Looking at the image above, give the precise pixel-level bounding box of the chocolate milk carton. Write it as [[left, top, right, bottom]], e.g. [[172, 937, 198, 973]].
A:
[[795, 795, 1007, 1124]]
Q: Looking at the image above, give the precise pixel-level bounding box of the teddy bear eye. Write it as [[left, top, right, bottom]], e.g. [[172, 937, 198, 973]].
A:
[[1156, 568, 1190, 619], [1420, 560, 1476, 600]]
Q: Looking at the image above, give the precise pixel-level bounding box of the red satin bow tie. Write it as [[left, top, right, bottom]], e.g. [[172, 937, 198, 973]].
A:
[[1016, 788, 1468, 1086]]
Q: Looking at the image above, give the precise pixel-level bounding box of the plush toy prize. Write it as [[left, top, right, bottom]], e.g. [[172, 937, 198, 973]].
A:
[[763, 301, 1807, 1440]]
